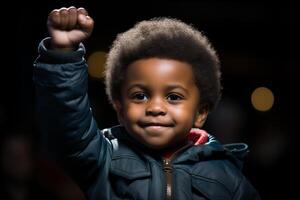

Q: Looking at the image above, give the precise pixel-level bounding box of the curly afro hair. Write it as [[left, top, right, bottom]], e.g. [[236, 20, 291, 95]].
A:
[[105, 17, 222, 111]]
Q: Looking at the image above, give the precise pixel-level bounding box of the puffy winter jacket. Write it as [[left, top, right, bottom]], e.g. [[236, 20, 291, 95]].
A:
[[33, 38, 261, 200]]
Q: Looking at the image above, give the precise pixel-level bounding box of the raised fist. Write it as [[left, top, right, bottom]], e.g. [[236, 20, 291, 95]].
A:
[[47, 6, 94, 51]]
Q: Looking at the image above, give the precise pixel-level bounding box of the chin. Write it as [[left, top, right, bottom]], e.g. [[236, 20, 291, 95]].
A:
[[143, 141, 169, 150]]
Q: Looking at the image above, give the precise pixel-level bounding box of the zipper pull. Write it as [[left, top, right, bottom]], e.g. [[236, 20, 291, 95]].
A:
[[163, 158, 172, 172]]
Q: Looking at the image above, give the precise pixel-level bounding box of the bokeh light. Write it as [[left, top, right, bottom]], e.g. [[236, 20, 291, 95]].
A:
[[251, 87, 274, 111], [87, 51, 107, 79]]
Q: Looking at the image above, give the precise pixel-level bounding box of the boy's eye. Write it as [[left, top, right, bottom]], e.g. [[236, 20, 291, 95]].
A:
[[131, 92, 148, 101], [167, 93, 184, 102]]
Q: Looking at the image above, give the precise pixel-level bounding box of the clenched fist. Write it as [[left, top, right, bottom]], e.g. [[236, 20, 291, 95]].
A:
[[47, 6, 94, 51]]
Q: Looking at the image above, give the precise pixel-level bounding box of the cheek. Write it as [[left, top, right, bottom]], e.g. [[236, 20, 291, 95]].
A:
[[124, 104, 144, 121], [171, 103, 199, 125], [170, 105, 193, 122]]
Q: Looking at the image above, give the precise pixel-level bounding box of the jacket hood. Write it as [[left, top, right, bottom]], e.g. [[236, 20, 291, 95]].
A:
[[174, 135, 249, 170]]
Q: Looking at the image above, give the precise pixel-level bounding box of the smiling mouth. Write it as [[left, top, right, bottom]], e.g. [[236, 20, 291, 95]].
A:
[[140, 121, 173, 126], [142, 125, 171, 136], [139, 122, 174, 130], [145, 125, 169, 129]]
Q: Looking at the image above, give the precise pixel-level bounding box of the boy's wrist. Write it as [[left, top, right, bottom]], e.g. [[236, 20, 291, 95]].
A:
[[37, 37, 85, 64], [49, 40, 78, 52]]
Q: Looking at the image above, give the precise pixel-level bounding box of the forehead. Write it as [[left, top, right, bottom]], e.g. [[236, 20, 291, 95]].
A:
[[125, 58, 196, 86]]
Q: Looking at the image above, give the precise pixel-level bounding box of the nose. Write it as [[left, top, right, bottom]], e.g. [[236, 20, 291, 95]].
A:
[[146, 97, 167, 116]]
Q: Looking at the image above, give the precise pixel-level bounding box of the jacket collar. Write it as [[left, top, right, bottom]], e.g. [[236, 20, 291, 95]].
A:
[[108, 125, 248, 170]]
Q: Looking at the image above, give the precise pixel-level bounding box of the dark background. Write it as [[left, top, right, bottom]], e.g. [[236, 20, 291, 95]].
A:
[[1, 1, 299, 199]]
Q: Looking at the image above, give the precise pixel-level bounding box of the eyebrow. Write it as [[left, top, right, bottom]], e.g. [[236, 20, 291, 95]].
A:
[[127, 83, 189, 94], [127, 83, 148, 92]]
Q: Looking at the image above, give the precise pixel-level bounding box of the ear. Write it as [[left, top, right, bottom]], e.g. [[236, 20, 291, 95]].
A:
[[194, 107, 209, 128], [113, 100, 124, 125]]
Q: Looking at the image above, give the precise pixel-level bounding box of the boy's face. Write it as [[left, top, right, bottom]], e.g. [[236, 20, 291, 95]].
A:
[[115, 58, 208, 150]]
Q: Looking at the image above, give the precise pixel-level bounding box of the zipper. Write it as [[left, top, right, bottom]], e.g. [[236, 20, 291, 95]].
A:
[[163, 158, 172, 200], [162, 142, 193, 200]]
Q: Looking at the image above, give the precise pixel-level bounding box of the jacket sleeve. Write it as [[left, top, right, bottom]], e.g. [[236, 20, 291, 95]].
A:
[[233, 175, 261, 200], [33, 38, 112, 189]]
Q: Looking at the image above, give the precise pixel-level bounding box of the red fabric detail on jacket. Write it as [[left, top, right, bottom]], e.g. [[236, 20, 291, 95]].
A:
[[162, 128, 208, 158], [187, 128, 208, 145]]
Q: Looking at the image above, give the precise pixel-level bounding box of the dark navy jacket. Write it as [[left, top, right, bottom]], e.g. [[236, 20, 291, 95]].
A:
[[33, 38, 261, 200]]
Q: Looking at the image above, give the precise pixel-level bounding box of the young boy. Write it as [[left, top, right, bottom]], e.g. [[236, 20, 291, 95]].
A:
[[33, 6, 261, 200]]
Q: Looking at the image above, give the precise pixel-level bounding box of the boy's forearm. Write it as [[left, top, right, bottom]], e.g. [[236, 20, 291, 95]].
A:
[[33, 38, 96, 157], [33, 38, 112, 189]]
